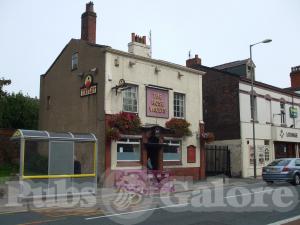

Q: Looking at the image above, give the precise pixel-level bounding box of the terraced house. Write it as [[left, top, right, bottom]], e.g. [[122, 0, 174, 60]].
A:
[[187, 56, 300, 178]]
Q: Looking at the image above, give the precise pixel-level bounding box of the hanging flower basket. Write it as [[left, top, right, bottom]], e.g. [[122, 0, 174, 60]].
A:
[[165, 118, 192, 137], [106, 112, 141, 141], [201, 132, 215, 143]]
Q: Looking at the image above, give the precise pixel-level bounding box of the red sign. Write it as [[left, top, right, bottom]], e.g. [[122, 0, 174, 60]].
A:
[[146, 87, 169, 118], [80, 75, 97, 97]]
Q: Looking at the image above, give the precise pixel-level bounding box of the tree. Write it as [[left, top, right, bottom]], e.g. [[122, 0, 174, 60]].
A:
[[0, 78, 11, 97], [0, 78, 39, 129], [0, 93, 39, 129]]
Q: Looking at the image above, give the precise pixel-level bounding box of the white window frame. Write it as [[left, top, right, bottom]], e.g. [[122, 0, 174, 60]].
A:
[[250, 95, 257, 121], [174, 92, 186, 119], [163, 138, 182, 162], [122, 85, 138, 113], [71, 52, 78, 70], [116, 138, 141, 162], [266, 99, 272, 123], [280, 102, 286, 124]]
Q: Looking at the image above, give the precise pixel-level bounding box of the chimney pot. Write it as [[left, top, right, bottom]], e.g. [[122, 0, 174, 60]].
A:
[[86, 1, 94, 12], [131, 33, 135, 42]]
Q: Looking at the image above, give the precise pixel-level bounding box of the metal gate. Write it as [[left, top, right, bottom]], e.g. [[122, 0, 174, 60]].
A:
[[205, 145, 231, 177]]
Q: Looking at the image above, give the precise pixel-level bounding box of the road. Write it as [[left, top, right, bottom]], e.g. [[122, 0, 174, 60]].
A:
[[0, 182, 300, 225]]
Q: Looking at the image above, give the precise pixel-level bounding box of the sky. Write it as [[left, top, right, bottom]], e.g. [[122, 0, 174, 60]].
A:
[[0, 0, 299, 98]]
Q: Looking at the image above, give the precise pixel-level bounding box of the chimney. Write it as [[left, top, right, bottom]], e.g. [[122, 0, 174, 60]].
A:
[[81, 2, 97, 43], [186, 54, 201, 68], [290, 65, 300, 88], [128, 33, 151, 58]]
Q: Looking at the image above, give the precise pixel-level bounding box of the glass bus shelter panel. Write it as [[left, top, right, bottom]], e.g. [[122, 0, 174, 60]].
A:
[[48, 178, 72, 196], [48, 132, 73, 139], [72, 177, 96, 193], [49, 141, 74, 175], [21, 130, 48, 139], [24, 140, 49, 176], [74, 142, 94, 174], [21, 179, 48, 197]]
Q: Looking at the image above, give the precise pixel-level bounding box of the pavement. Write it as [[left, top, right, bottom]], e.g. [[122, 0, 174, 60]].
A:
[[0, 176, 299, 225]]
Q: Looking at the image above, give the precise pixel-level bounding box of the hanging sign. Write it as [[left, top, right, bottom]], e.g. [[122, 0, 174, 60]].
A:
[[289, 106, 298, 118], [80, 74, 97, 97]]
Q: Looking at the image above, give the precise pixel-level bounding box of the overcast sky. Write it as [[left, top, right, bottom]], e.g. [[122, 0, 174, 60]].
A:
[[1, 0, 299, 97]]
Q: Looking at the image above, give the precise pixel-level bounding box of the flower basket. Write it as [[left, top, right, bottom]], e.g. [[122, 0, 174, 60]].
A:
[[201, 132, 215, 143], [106, 112, 141, 141], [165, 118, 192, 137]]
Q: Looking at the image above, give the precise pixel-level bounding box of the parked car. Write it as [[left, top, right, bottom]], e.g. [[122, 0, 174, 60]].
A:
[[262, 158, 300, 185]]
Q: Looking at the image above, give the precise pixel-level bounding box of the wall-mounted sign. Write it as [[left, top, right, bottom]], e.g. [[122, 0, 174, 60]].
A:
[[249, 145, 266, 165], [289, 106, 298, 118], [80, 74, 97, 97], [146, 87, 169, 118], [272, 127, 300, 142]]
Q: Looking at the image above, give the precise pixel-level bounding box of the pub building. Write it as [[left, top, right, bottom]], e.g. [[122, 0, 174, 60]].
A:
[[39, 2, 207, 182]]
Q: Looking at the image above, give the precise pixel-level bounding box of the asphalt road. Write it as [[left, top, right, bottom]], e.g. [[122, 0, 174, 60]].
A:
[[1, 182, 300, 225]]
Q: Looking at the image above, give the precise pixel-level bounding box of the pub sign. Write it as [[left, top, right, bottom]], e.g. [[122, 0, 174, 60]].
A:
[[146, 87, 169, 118], [80, 74, 97, 97], [289, 106, 298, 118]]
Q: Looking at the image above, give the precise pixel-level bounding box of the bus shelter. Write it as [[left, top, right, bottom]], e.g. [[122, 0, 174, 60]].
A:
[[11, 129, 98, 199]]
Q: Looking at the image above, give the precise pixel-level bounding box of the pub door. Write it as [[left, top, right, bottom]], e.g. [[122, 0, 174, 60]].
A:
[[146, 136, 163, 171]]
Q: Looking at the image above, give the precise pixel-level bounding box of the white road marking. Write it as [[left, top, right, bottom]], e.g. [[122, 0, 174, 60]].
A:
[[225, 189, 274, 198], [266, 215, 300, 225], [0, 210, 27, 215], [86, 186, 278, 221], [85, 203, 188, 220]]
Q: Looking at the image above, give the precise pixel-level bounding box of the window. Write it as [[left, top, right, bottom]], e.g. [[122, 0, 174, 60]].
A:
[[123, 85, 138, 113], [280, 102, 286, 124], [174, 93, 185, 118], [163, 139, 181, 161], [46, 96, 51, 110], [116, 138, 140, 161], [266, 99, 272, 123], [250, 95, 257, 121], [264, 140, 270, 162], [71, 53, 78, 70]]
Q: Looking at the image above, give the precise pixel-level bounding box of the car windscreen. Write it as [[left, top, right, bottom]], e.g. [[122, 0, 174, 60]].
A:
[[268, 159, 291, 167]]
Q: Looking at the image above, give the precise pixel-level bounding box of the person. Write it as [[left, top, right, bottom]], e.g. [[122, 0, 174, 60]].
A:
[[147, 156, 153, 170], [74, 157, 81, 174]]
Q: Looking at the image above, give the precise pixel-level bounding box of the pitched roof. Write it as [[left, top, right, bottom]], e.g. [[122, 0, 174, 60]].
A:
[[213, 59, 251, 70]]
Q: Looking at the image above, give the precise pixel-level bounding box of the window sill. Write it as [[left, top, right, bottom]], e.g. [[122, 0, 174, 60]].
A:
[[250, 119, 259, 123], [117, 161, 141, 167], [71, 67, 78, 71], [163, 161, 182, 166], [122, 110, 139, 115], [281, 124, 287, 127]]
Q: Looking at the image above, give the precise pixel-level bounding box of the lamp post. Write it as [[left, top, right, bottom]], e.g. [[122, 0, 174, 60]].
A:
[[250, 39, 272, 178]]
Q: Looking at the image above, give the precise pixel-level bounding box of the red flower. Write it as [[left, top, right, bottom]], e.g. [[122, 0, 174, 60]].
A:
[[106, 112, 141, 141]]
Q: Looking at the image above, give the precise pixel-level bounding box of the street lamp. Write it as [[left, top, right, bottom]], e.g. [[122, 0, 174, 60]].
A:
[[250, 38, 272, 179]]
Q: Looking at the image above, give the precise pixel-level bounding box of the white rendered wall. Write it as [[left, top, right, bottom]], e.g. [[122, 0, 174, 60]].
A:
[[105, 51, 203, 169]]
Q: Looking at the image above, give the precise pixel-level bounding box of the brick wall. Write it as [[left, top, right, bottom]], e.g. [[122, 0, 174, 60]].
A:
[[188, 65, 241, 140], [202, 68, 241, 140]]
